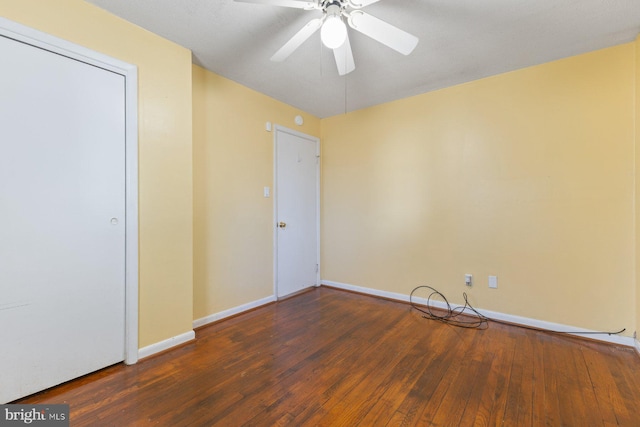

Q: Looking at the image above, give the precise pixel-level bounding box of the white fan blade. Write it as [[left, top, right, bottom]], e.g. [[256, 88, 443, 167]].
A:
[[347, 10, 418, 55], [271, 18, 323, 62], [235, 0, 317, 9], [333, 33, 355, 76], [348, 0, 381, 8]]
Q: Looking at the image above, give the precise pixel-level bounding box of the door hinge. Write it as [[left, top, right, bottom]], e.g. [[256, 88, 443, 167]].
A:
[[316, 264, 319, 273]]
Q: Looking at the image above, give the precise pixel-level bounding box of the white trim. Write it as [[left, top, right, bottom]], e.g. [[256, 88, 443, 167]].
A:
[[315, 129, 321, 288], [635, 336, 640, 356], [321, 280, 635, 347], [0, 18, 139, 364], [123, 57, 139, 366], [322, 280, 411, 302], [138, 331, 195, 360], [272, 128, 278, 299], [193, 295, 277, 329], [273, 125, 321, 298]]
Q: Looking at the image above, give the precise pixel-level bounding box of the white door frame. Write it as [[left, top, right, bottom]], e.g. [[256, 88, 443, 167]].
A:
[[273, 125, 320, 298], [0, 18, 140, 364]]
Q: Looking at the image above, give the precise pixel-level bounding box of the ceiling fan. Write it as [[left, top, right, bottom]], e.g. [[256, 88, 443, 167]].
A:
[[234, 0, 419, 76]]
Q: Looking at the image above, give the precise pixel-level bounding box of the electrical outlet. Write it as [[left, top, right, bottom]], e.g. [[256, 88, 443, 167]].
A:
[[489, 275, 498, 289], [465, 274, 472, 287]]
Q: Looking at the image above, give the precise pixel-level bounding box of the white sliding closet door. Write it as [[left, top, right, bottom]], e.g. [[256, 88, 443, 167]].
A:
[[0, 33, 126, 403]]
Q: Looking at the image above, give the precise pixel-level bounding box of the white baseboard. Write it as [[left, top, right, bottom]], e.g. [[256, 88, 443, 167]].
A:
[[138, 330, 195, 360], [322, 280, 412, 303], [321, 280, 635, 348], [137, 295, 277, 360], [635, 336, 640, 356], [193, 295, 276, 329]]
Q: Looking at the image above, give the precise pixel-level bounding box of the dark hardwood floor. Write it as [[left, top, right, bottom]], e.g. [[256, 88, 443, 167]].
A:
[[15, 286, 640, 426]]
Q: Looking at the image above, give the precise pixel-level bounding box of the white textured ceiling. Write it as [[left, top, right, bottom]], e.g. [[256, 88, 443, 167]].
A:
[[85, 0, 640, 118]]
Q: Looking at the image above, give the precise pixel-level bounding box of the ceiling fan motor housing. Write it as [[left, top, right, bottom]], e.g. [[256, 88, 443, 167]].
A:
[[323, 0, 345, 10]]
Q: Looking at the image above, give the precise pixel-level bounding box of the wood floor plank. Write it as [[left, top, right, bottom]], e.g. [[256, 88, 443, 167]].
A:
[[529, 329, 547, 426], [456, 330, 499, 423], [581, 346, 630, 425], [501, 329, 536, 427], [13, 286, 640, 426], [357, 324, 443, 425], [318, 314, 423, 425], [553, 338, 600, 427], [427, 331, 492, 425], [387, 323, 468, 425], [469, 326, 515, 426]]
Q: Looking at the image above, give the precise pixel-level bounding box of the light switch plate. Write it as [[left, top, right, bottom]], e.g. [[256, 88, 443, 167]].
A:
[[489, 275, 498, 289]]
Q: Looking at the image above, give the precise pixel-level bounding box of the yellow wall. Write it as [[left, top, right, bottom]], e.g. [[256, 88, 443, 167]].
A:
[[0, 0, 194, 347], [192, 65, 320, 319], [3, 0, 637, 345], [321, 43, 636, 335]]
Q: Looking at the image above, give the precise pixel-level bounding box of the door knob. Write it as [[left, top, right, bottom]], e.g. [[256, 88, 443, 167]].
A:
[[278, 222, 287, 228]]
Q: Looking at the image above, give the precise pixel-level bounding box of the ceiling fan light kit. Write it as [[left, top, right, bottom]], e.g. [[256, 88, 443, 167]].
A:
[[235, 0, 419, 75], [321, 4, 347, 49]]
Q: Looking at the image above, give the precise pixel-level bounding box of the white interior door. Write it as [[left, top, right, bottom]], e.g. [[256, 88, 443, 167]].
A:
[[0, 33, 126, 403], [275, 126, 320, 298]]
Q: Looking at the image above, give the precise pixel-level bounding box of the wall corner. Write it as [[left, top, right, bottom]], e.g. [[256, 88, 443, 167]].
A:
[[635, 34, 640, 342]]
